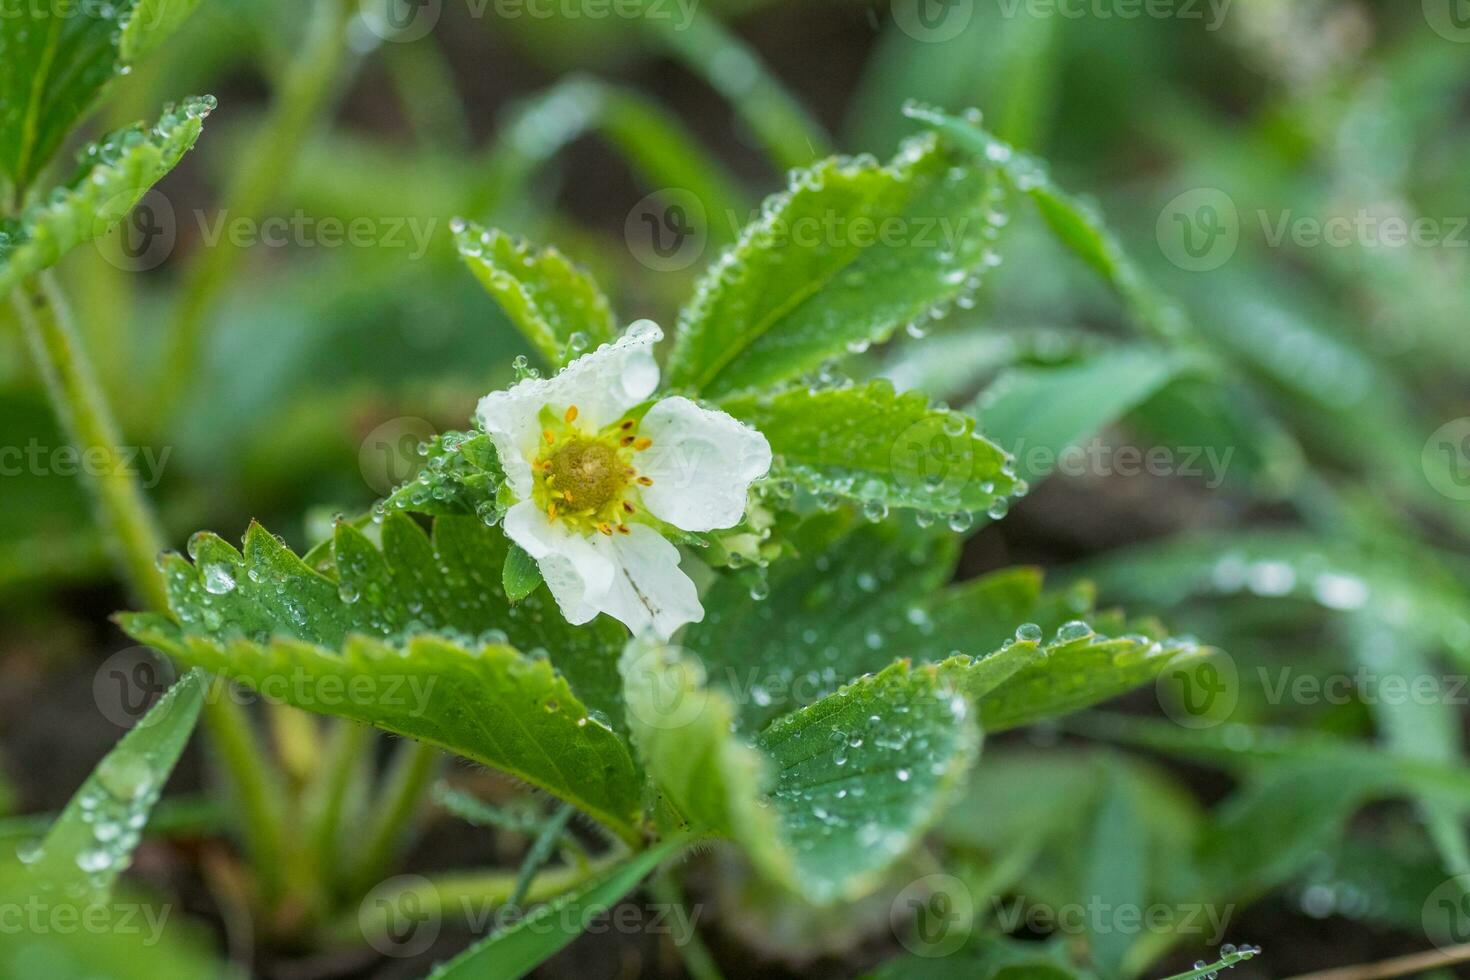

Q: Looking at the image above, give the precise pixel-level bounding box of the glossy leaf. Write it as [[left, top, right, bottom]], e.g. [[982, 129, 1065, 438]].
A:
[[0, 1, 198, 190], [118, 514, 641, 840], [456, 222, 617, 367], [25, 670, 205, 900], [0, 101, 208, 300], [624, 641, 979, 904], [724, 380, 1018, 513], [667, 133, 1005, 398]]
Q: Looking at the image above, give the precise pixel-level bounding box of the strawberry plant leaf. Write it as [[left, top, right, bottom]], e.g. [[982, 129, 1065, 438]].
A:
[[684, 519, 959, 733], [0, 1, 202, 191], [456, 222, 617, 367], [23, 669, 206, 900], [117, 514, 642, 840], [689, 520, 1191, 734], [0, 100, 209, 301], [723, 380, 1018, 514], [666, 133, 1006, 398], [503, 543, 543, 603], [624, 641, 980, 904]]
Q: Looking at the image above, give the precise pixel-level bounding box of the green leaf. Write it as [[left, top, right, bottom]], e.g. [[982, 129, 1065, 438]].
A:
[[688, 519, 1185, 736], [0, 100, 208, 301], [685, 518, 960, 733], [973, 346, 1203, 484], [624, 641, 980, 904], [426, 835, 691, 980], [666, 133, 1005, 398], [119, 0, 202, 63], [118, 514, 642, 841], [0, 1, 199, 191], [723, 380, 1018, 514], [456, 223, 617, 367], [379, 430, 506, 521], [904, 103, 1189, 343], [24, 670, 205, 900], [974, 629, 1202, 733], [502, 543, 543, 603]]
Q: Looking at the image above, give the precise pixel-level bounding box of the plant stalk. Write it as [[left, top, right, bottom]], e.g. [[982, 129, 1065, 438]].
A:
[[347, 740, 443, 897], [12, 272, 290, 899], [11, 274, 169, 610]]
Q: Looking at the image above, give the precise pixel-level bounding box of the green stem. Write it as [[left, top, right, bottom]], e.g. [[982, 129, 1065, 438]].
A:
[[305, 720, 373, 896], [151, 0, 354, 423], [10, 274, 168, 610], [507, 804, 575, 911], [11, 272, 291, 903], [348, 739, 442, 896], [649, 873, 723, 980], [383, 36, 470, 153], [202, 679, 289, 901]]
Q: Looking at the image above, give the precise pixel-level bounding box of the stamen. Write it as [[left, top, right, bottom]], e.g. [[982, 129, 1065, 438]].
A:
[[597, 522, 613, 536], [619, 420, 634, 431], [616, 524, 631, 534], [547, 503, 558, 520], [620, 436, 635, 447], [543, 429, 555, 444], [637, 476, 654, 486], [622, 501, 635, 514], [565, 405, 579, 423], [633, 437, 652, 451]]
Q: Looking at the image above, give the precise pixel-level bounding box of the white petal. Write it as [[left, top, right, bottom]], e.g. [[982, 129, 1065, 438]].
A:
[[503, 501, 614, 625], [475, 321, 663, 498], [593, 524, 704, 639], [636, 396, 773, 532]]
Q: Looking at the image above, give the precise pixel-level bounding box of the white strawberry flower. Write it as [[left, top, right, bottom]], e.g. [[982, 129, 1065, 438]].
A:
[[476, 321, 772, 639]]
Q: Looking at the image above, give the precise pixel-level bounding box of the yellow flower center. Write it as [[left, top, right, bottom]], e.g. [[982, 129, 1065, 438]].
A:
[[532, 404, 656, 535], [546, 438, 624, 514]]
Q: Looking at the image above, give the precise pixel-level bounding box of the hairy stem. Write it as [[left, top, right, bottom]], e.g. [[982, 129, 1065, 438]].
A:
[[12, 273, 290, 900], [11, 274, 169, 609]]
